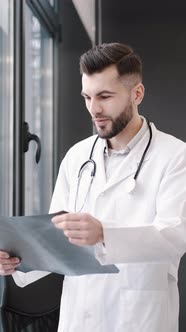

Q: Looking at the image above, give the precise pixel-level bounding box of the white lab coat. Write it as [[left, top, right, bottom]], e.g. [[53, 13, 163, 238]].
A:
[[13, 123, 186, 332]]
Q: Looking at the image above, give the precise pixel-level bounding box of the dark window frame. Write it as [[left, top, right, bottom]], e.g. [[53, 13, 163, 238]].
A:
[[13, 0, 60, 215]]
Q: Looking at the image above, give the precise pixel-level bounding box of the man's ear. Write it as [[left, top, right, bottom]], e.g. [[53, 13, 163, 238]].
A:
[[132, 83, 145, 106]]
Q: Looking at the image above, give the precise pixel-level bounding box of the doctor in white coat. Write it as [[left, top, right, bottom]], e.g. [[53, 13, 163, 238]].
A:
[[1, 42, 186, 332]]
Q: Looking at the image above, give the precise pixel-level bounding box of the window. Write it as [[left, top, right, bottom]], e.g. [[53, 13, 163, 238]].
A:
[[0, 0, 14, 216], [49, 0, 54, 6], [0, 0, 59, 216], [24, 5, 54, 215]]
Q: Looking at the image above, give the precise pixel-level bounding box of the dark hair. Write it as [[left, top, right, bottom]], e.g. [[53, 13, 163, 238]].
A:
[[80, 42, 142, 80]]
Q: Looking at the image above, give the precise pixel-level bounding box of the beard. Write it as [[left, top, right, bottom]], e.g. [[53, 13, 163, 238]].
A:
[[93, 102, 133, 139]]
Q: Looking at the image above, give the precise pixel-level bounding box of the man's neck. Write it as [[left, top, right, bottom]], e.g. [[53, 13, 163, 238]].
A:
[[107, 115, 143, 151]]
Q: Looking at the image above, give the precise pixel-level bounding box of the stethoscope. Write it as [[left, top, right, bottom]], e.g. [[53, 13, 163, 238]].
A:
[[74, 118, 152, 212]]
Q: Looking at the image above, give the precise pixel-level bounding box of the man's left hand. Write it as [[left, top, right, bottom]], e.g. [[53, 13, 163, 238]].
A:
[[52, 213, 104, 246]]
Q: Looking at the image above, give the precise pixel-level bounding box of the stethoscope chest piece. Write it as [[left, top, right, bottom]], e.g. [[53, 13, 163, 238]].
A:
[[125, 178, 136, 193]]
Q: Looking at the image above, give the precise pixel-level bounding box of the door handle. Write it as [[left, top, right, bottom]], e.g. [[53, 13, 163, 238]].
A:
[[23, 122, 41, 163]]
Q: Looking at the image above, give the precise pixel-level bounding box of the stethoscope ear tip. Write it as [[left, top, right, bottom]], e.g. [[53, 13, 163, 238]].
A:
[[125, 178, 136, 193]]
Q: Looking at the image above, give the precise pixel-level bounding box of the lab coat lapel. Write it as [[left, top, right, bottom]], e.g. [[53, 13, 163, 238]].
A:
[[103, 153, 141, 192], [102, 124, 156, 192]]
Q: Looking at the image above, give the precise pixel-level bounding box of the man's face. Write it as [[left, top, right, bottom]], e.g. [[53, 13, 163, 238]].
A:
[[81, 65, 136, 139]]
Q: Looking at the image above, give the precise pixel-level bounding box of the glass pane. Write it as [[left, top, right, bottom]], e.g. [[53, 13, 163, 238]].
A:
[[25, 6, 53, 215], [49, 0, 54, 6], [0, 0, 14, 216]]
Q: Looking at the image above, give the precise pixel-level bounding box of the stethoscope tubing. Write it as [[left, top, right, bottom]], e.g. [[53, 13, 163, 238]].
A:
[[78, 135, 99, 178], [75, 118, 152, 211], [134, 118, 152, 180]]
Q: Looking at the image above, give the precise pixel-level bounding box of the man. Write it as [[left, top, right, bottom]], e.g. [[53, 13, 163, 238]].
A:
[[0, 43, 186, 331]]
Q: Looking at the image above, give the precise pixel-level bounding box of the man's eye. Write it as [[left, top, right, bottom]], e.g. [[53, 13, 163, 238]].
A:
[[101, 95, 111, 99]]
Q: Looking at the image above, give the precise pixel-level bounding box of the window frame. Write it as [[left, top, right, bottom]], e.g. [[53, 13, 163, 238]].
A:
[[13, 0, 60, 215]]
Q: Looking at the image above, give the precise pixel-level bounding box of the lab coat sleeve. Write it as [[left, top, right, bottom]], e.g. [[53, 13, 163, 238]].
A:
[[95, 145, 186, 265], [13, 157, 70, 288]]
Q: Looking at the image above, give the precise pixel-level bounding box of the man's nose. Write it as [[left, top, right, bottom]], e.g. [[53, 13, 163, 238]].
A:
[[89, 99, 102, 115]]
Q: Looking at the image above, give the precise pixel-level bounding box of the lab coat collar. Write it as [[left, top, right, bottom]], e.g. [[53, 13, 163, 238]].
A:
[[93, 122, 157, 193]]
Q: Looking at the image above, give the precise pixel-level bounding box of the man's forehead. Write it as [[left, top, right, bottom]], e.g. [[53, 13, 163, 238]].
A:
[[82, 67, 120, 93]]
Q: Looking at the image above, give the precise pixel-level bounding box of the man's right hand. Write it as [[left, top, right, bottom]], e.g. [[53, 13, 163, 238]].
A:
[[0, 250, 21, 275]]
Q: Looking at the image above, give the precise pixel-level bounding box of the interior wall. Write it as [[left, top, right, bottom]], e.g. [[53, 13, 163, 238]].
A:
[[57, 0, 92, 166], [102, 2, 186, 142]]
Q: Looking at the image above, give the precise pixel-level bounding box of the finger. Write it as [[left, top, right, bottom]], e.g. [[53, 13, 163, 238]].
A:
[[52, 212, 85, 224], [9, 257, 21, 263], [0, 268, 17, 276], [0, 257, 20, 265], [0, 262, 20, 270], [55, 221, 87, 231], [51, 215, 65, 224], [69, 238, 87, 246], [64, 230, 88, 239], [0, 251, 10, 259]]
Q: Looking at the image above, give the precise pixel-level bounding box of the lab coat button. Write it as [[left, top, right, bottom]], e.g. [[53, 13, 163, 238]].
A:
[[100, 192, 105, 196]]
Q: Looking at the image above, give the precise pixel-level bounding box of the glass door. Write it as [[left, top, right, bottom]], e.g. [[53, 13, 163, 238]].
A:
[[24, 4, 54, 215]]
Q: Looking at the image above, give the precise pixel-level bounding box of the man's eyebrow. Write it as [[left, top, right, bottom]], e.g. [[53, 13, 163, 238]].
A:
[[81, 90, 116, 96], [97, 90, 116, 96]]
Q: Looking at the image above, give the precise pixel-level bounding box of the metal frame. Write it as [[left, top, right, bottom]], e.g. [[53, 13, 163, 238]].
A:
[[25, 0, 61, 186], [26, 0, 59, 37], [52, 0, 63, 182], [13, 1, 25, 215], [13, 0, 61, 215], [95, 0, 102, 45]]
